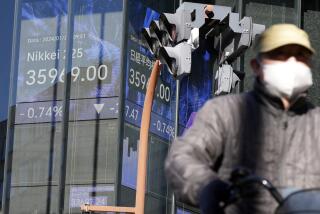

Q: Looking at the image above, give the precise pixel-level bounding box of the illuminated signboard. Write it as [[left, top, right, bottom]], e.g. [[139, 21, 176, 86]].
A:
[[6, 0, 123, 213], [17, 0, 122, 103], [120, 1, 214, 209], [15, 0, 123, 124], [15, 97, 119, 124]]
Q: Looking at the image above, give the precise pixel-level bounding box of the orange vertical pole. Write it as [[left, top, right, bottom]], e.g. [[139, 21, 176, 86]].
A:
[[81, 60, 161, 213], [135, 60, 161, 214]]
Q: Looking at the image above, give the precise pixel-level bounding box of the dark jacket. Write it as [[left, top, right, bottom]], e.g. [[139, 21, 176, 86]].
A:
[[165, 80, 320, 213]]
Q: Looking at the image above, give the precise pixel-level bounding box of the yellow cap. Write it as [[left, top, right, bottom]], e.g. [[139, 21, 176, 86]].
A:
[[256, 23, 315, 54]]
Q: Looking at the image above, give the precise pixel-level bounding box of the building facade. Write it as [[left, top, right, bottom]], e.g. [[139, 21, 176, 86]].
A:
[[0, 0, 320, 213]]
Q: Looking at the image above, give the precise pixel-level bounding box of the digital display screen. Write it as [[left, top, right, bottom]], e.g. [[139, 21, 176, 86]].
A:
[[17, 0, 122, 103], [11, 123, 62, 185], [9, 184, 116, 213], [68, 185, 115, 208], [10, 120, 118, 196], [121, 0, 214, 193], [121, 123, 168, 198], [8, 0, 124, 213], [124, 0, 214, 130], [15, 97, 119, 124], [65, 120, 118, 184], [9, 0, 215, 212]]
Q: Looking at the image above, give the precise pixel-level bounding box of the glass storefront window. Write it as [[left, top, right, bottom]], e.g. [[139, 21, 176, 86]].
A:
[[3, 0, 124, 213]]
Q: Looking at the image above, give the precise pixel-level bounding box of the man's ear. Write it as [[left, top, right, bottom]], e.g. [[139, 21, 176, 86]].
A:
[[250, 58, 263, 80]]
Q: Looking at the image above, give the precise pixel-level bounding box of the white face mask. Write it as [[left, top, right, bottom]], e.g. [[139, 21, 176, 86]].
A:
[[261, 57, 313, 99]]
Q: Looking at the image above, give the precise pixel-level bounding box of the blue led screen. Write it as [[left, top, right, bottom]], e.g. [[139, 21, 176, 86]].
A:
[[7, 0, 124, 213], [15, 0, 123, 123], [121, 0, 214, 194], [17, 0, 122, 103]]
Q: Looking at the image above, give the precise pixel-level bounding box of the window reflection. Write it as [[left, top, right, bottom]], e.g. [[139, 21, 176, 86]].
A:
[[5, 0, 123, 213]]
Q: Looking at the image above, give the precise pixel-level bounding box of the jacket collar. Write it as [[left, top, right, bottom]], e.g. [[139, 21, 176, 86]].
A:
[[252, 79, 314, 116]]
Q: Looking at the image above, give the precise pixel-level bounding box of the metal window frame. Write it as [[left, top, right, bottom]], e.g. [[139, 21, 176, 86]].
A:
[[2, 0, 22, 212]]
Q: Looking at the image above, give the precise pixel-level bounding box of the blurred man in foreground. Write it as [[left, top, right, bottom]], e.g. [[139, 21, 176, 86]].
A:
[[165, 24, 319, 213]]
